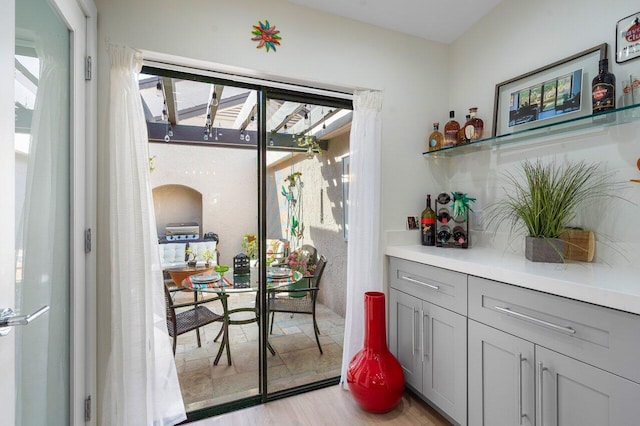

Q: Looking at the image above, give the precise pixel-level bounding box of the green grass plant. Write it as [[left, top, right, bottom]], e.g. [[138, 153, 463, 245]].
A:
[[487, 159, 616, 238]]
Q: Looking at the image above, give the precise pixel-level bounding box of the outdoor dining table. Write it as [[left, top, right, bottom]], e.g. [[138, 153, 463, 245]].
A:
[[180, 267, 303, 364]]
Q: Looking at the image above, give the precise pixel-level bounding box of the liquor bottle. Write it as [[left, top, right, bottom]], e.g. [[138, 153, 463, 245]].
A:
[[453, 226, 467, 245], [437, 225, 451, 244], [592, 59, 616, 114], [458, 114, 471, 144], [421, 195, 436, 246], [427, 122, 444, 152], [444, 110, 460, 147], [463, 108, 484, 141], [437, 208, 451, 224]]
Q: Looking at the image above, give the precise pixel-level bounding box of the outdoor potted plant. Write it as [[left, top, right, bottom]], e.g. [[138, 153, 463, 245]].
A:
[[185, 247, 198, 267], [487, 159, 617, 263], [202, 249, 215, 268], [242, 233, 258, 266]]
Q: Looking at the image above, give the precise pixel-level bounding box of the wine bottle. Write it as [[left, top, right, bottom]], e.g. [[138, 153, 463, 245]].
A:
[[592, 58, 616, 114], [444, 110, 460, 147], [437, 208, 451, 224], [421, 195, 436, 246], [437, 225, 451, 243], [427, 122, 444, 151], [453, 226, 467, 245]]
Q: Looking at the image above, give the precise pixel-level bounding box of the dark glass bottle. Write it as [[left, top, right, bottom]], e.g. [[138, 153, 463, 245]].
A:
[[592, 59, 616, 114], [444, 110, 460, 147], [437, 225, 451, 243], [453, 226, 467, 245], [421, 195, 436, 246], [437, 208, 451, 224]]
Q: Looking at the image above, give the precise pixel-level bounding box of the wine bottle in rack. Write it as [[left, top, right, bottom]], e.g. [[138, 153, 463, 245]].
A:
[[452, 226, 467, 245], [437, 208, 451, 224], [437, 225, 451, 244], [421, 194, 436, 246]]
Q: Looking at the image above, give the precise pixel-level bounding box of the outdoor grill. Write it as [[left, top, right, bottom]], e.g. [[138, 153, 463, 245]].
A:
[[165, 222, 200, 241]]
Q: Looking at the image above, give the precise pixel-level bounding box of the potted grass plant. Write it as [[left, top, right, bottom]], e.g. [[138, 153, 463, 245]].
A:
[[487, 159, 616, 263]]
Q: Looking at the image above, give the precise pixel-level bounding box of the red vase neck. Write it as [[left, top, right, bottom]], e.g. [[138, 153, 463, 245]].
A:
[[363, 291, 387, 352]]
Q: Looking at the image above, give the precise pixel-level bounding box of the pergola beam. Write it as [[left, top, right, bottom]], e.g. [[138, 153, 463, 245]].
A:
[[162, 77, 179, 125]]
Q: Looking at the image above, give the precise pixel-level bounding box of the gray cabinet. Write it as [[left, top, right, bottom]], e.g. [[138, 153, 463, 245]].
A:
[[537, 346, 640, 426], [389, 257, 467, 425], [468, 320, 535, 426], [468, 276, 640, 426]]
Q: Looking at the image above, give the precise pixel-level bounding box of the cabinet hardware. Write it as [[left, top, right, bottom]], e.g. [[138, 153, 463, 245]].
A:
[[412, 307, 416, 355], [537, 361, 547, 426], [400, 275, 440, 291], [518, 353, 526, 424], [494, 306, 576, 335], [423, 312, 430, 360]]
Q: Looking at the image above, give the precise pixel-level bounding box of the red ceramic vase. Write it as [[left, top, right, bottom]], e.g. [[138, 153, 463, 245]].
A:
[[347, 291, 405, 413]]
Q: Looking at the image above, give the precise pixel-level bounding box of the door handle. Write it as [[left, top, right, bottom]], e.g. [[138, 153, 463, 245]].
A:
[[0, 306, 50, 336]]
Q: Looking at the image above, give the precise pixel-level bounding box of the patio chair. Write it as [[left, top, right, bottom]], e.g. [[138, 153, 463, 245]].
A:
[[164, 283, 231, 365], [268, 255, 327, 354]]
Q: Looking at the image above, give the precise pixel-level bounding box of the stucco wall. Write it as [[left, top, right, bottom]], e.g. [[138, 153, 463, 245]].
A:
[[148, 144, 258, 266], [268, 133, 349, 317]]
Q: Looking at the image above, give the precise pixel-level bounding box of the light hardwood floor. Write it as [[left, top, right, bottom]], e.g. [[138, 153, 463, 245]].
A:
[[191, 385, 452, 425]]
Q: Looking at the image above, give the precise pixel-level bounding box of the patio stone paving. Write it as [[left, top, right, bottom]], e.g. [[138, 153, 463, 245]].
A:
[[171, 290, 344, 411]]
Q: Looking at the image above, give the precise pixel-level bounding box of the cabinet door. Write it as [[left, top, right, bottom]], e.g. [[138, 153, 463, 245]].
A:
[[423, 301, 467, 425], [537, 346, 640, 426], [389, 289, 422, 392], [468, 320, 535, 426]]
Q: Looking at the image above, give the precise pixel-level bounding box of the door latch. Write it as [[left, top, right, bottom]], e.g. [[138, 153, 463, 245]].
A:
[[0, 306, 50, 336]]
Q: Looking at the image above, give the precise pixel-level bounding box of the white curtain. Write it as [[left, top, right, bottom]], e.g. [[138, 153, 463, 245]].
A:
[[340, 90, 384, 387], [101, 45, 186, 426]]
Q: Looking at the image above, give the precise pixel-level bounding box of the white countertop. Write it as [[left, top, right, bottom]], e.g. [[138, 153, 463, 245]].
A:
[[386, 244, 640, 315]]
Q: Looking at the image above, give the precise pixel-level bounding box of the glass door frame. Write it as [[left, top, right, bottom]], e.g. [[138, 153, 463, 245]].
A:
[[1, 0, 97, 424], [141, 65, 352, 421]]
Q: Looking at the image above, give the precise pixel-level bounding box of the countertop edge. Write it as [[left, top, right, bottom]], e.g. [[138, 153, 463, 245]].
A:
[[386, 245, 640, 315]]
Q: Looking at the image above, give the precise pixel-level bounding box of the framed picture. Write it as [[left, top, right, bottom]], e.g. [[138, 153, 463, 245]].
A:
[[492, 44, 607, 137], [617, 12, 640, 63]]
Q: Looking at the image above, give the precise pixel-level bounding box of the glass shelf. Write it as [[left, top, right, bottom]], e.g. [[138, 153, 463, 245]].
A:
[[423, 104, 640, 158]]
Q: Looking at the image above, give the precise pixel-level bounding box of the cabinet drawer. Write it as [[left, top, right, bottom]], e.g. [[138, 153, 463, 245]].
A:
[[468, 276, 640, 383], [389, 257, 467, 315]]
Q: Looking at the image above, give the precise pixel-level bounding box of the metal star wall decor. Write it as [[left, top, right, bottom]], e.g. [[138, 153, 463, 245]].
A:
[[251, 20, 281, 52]]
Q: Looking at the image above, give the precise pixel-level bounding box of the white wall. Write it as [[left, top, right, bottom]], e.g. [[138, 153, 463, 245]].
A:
[[95, 0, 448, 417], [442, 0, 640, 265]]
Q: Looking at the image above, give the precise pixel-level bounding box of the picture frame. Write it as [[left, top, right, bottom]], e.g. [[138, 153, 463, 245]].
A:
[[616, 12, 640, 63], [492, 44, 607, 137]]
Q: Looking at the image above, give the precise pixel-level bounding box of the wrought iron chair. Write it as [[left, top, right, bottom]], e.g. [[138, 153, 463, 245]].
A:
[[163, 283, 231, 365], [268, 255, 327, 354]]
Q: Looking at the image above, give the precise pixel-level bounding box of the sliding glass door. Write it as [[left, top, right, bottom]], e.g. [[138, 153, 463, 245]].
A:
[[139, 68, 351, 417]]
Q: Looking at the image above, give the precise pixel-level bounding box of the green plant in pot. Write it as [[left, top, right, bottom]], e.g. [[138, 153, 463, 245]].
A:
[[487, 159, 616, 263]]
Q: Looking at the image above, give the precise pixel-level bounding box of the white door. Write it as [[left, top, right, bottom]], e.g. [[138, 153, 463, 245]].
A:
[[0, 0, 92, 424]]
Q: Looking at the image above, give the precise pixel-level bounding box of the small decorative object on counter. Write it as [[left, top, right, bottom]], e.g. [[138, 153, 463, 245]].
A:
[[434, 191, 475, 248], [592, 58, 616, 113], [444, 110, 460, 147], [421, 194, 436, 246], [347, 291, 404, 413], [463, 108, 484, 141], [428, 122, 444, 151]]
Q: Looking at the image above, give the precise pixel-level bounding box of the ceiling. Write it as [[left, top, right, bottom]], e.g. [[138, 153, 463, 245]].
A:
[[287, 0, 503, 44]]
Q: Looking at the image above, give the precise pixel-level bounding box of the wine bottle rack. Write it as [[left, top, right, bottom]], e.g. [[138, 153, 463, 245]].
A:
[[435, 192, 469, 249]]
